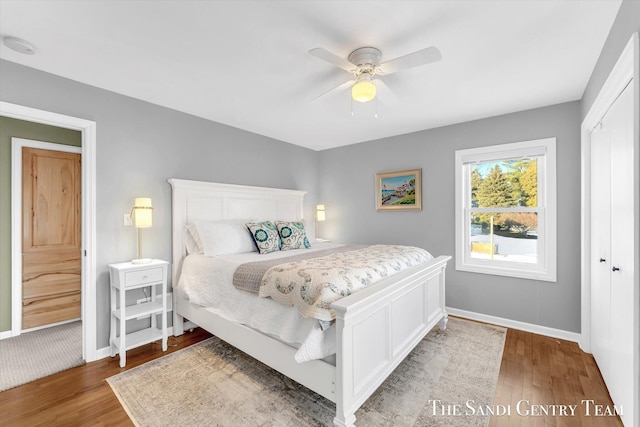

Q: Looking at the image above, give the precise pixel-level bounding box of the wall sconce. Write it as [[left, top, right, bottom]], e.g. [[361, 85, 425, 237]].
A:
[[315, 204, 325, 239], [132, 197, 153, 264]]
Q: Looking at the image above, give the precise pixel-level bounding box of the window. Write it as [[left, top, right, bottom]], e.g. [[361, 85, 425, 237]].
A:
[[455, 138, 556, 281]]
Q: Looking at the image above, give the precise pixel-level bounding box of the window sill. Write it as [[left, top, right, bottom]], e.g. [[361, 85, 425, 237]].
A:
[[455, 262, 556, 282]]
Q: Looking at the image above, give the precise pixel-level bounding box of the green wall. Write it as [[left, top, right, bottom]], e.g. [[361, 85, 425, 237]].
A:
[[0, 117, 81, 332]]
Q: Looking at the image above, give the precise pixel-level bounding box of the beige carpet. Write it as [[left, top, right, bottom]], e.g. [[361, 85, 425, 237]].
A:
[[108, 318, 505, 427], [0, 320, 84, 391]]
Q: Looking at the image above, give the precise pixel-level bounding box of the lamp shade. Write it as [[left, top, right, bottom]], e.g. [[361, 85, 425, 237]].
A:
[[134, 198, 153, 228], [316, 204, 326, 222], [351, 74, 376, 103]]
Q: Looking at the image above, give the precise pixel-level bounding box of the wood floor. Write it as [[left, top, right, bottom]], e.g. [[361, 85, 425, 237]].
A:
[[0, 326, 622, 427], [491, 329, 622, 427]]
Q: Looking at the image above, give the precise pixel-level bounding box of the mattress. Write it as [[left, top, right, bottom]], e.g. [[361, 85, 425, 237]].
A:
[[176, 242, 343, 362], [176, 242, 434, 362]]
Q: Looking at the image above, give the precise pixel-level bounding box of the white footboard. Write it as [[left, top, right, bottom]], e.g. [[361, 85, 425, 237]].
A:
[[331, 255, 451, 427]]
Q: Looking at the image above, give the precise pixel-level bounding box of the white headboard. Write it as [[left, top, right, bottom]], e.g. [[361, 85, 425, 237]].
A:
[[167, 178, 307, 286]]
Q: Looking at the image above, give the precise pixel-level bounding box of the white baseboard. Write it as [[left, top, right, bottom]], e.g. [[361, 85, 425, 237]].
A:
[[7, 308, 583, 357], [446, 307, 582, 344], [0, 329, 14, 340]]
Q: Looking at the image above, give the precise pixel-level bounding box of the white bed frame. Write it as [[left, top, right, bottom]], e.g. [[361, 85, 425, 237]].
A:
[[168, 178, 451, 427]]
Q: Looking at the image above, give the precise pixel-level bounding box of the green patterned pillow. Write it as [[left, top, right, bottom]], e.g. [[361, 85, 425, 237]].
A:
[[246, 221, 280, 254], [275, 221, 310, 251]]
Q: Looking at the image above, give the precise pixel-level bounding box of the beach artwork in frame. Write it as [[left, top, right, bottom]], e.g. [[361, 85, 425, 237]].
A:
[[376, 168, 422, 211]]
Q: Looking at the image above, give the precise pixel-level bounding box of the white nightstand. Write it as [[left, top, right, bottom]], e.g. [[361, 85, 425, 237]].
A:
[[108, 259, 169, 367]]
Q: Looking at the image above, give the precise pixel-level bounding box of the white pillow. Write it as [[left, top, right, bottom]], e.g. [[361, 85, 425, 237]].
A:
[[185, 224, 203, 254], [194, 220, 257, 256]]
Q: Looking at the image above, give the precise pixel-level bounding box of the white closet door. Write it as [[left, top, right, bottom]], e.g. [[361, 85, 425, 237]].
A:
[[607, 81, 634, 423], [590, 80, 635, 426], [590, 124, 611, 373]]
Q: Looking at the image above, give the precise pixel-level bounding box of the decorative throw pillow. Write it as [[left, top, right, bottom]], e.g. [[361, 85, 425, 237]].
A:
[[275, 221, 310, 251], [246, 221, 281, 254]]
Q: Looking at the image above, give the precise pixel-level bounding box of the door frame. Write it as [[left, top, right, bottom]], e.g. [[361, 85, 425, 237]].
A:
[[580, 33, 638, 425], [1, 101, 97, 363]]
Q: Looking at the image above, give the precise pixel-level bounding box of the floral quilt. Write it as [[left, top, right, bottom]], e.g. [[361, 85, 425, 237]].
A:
[[257, 244, 432, 321]]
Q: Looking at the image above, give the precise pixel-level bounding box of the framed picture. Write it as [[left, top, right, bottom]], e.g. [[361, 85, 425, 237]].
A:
[[375, 168, 422, 211]]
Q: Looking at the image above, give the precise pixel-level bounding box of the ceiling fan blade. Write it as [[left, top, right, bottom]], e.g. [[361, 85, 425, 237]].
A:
[[310, 79, 355, 104], [309, 47, 356, 73], [374, 79, 399, 107], [379, 46, 441, 75]]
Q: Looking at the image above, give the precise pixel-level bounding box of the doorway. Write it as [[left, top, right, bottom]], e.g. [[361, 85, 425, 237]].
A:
[[1, 101, 97, 363]]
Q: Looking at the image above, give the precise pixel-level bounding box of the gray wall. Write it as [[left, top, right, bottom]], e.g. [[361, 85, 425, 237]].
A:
[[319, 102, 582, 333], [581, 0, 640, 119], [0, 60, 320, 347]]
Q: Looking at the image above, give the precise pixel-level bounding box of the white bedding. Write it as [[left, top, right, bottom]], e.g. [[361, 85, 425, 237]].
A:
[[177, 242, 343, 362]]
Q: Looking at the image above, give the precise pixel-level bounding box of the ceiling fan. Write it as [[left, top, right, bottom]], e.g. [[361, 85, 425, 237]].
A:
[[308, 45, 441, 104]]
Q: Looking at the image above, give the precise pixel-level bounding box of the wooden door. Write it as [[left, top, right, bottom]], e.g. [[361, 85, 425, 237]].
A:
[[590, 80, 635, 426], [22, 146, 81, 329]]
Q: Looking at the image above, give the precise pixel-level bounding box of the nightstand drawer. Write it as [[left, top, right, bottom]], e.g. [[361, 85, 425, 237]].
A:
[[125, 267, 163, 287]]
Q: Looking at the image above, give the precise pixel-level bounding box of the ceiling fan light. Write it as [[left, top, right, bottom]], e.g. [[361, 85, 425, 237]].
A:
[[352, 74, 376, 103]]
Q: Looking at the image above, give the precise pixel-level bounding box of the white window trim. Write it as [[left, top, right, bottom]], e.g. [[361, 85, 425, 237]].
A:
[[455, 138, 557, 282]]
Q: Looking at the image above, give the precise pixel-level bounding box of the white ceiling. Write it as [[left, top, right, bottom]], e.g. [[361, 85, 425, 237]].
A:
[[0, 1, 621, 151]]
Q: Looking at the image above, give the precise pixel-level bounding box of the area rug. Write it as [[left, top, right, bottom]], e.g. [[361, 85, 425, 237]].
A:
[[108, 318, 505, 426], [0, 320, 83, 391]]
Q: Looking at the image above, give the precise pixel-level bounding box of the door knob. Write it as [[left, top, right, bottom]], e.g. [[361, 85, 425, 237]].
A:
[[612, 266, 620, 272], [599, 258, 606, 263]]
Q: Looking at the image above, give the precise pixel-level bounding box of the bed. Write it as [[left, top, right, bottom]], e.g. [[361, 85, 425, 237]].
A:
[[169, 178, 451, 427]]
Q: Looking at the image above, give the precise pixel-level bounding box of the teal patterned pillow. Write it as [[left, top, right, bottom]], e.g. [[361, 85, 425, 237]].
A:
[[276, 221, 310, 251], [246, 221, 280, 254]]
